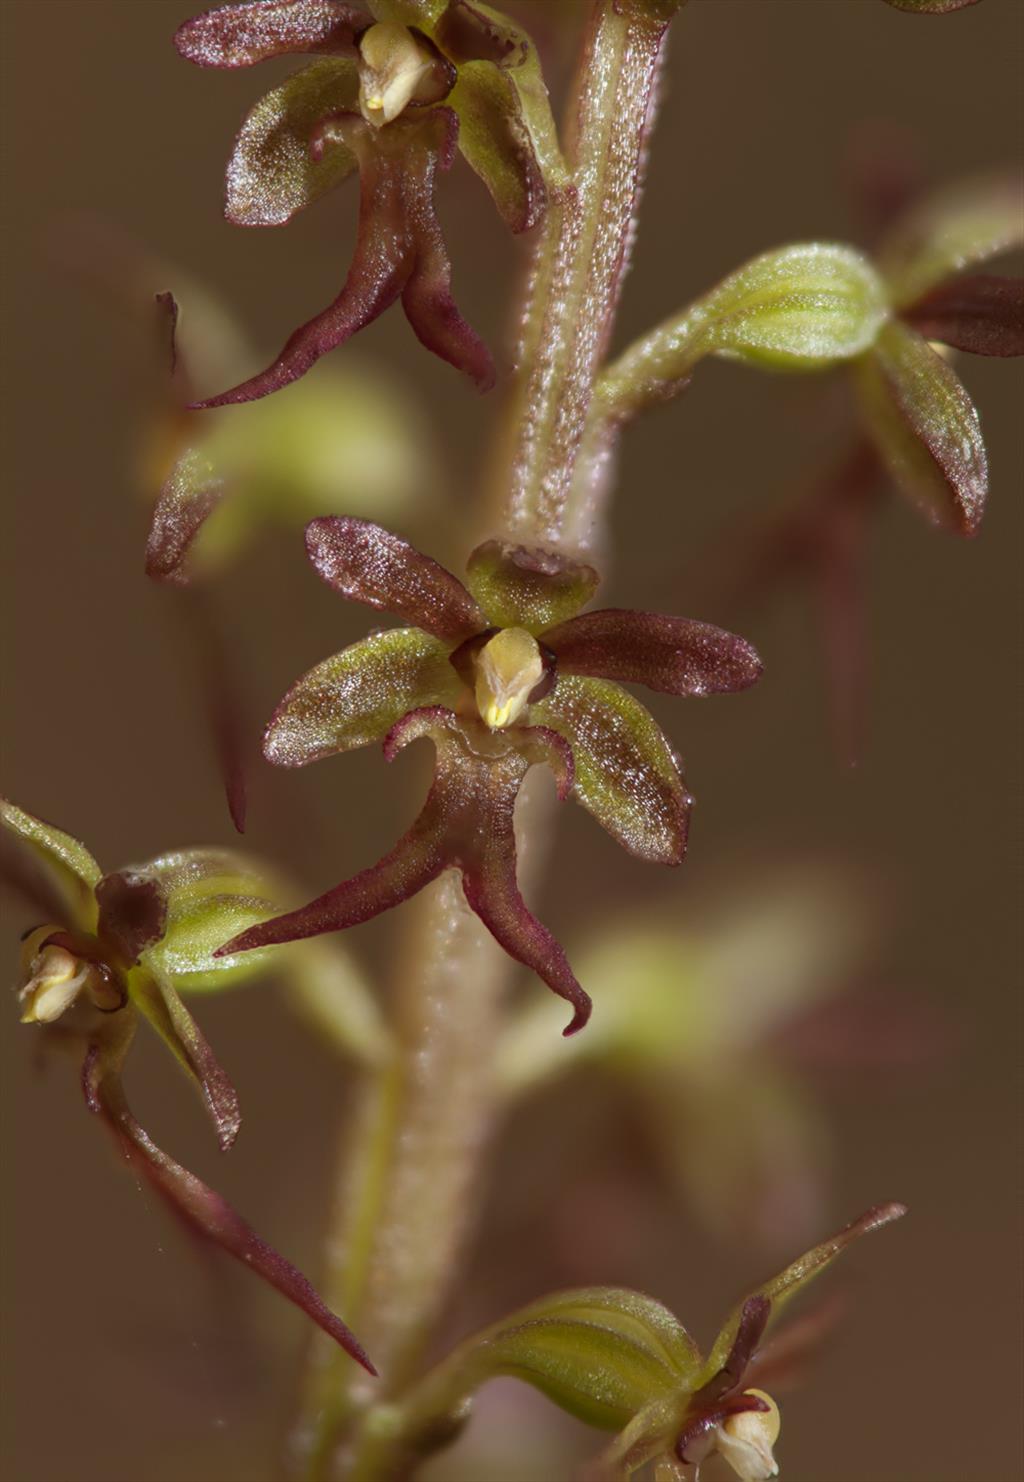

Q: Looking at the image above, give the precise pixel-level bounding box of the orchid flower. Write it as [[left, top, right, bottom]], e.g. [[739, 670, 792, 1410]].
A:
[[217, 518, 762, 1033], [381, 1203, 906, 1479], [174, 0, 565, 402], [1, 796, 373, 1372]]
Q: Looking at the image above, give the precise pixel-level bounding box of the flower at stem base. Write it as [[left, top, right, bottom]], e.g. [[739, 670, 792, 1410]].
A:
[[218, 518, 761, 1033], [2, 796, 373, 1372], [387, 1202, 906, 1478]]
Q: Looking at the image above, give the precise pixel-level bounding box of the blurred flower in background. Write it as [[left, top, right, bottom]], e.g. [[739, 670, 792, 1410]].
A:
[[499, 863, 933, 1254], [58, 218, 443, 826]]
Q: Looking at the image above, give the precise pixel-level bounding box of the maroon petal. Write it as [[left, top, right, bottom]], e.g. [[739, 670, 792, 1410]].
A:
[[191, 111, 492, 407], [675, 1392, 770, 1466], [220, 708, 588, 1032], [214, 828, 446, 954], [83, 1041, 374, 1372], [398, 112, 496, 390], [463, 859, 590, 1037], [305, 516, 484, 639], [691, 1296, 771, 1407], [175, 0, 364, 68], [543, 610, 762, 697], [95, 870, 169, 966], [904, 273, 1024, 357]]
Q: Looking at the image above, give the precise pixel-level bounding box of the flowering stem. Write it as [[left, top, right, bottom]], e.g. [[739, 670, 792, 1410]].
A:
[[297, 5, 676, 1476], [490, 0, 672, 556]]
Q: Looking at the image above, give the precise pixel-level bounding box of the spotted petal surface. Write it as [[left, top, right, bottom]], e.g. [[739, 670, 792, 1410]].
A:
[[225, 58, 359, 225], [264, 627, 462, 766], [543, 610, 763, 697], [306, 516, 484, 638], [534, 677, 689, 866], [855, 320, 987, 534], [175, 0, 364, 67]]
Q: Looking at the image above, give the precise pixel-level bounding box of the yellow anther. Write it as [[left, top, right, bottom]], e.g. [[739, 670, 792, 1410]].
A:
[[716, 1390, 781, 1482], [474, 627, 545, 731], [358, 22, 437, 127]]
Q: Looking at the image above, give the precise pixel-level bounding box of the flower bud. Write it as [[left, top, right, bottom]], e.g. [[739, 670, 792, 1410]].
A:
[[358, 23, 442, 127], [716, 1390, 781, 1481], [474, 627, 545, 730]]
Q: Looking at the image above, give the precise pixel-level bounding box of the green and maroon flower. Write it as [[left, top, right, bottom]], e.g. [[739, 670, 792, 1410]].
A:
[[384, 1202, 906, 1478], [1, 797, 372, 1372], [175, 0, 564, 402], [218, 518, 762, 1033]]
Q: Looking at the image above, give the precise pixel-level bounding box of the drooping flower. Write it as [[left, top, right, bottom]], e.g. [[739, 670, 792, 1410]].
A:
[[382, 1202, 906, 1478], [217, 518, 761, 1033], [1, 796, 373, 1372], [174, 0, 565, 402]]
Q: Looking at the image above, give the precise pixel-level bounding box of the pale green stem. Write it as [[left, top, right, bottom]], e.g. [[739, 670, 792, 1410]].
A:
[[489, 0, 673, 558]]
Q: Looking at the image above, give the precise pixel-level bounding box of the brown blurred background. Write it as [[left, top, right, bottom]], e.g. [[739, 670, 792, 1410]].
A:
[[2, 2, 1022, 1480]]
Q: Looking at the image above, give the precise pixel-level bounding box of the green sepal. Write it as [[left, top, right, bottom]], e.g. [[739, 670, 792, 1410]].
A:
[[143, 848, 391, 1064], [534, 677, 688, 865], [439, 2, 566, 230], [264, 628, 462, 767], [598, 244, 888, 422], [0, 797, 101, 931], [854, 319, 986, 534], [448, 62, 546, 232], [225, 58, 359, 227], [879, 173, 1024, 310], [698, 1202, 907, 1388], [690, 243, 887, 371], [140, 848, 281, 992], [408, 1288, 700, 1438], [128, 965, 242, 1150], [465, 541, 599, 633]]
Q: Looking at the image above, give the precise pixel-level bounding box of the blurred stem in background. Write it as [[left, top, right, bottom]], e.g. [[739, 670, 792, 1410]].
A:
[[296, 4, 675, 1476]]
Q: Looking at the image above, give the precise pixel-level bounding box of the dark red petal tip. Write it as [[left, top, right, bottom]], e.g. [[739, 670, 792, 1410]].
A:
[[86, 1051, 375, 1372], [904, 274, 1024, 357]]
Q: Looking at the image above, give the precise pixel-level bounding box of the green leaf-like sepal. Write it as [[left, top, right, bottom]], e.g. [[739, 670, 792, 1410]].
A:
[[854, 320, 986, 534], [878, 173, 1024, 310], [0, 797, 101, 930], [439, 2, 566, 231], [598, 244, 888, 423], [534, 677, 689, 865], [226, 58, 359, 226], [465, 541, 599, 633], [140, 848, 282, 992], [264, 628, 462, 767], [405, 1287, 700, 1439]]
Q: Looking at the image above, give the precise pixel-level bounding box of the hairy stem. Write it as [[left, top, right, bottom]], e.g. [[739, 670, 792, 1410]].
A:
[[296, 4, 677, 1476], [490, 0, 671, 555]]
